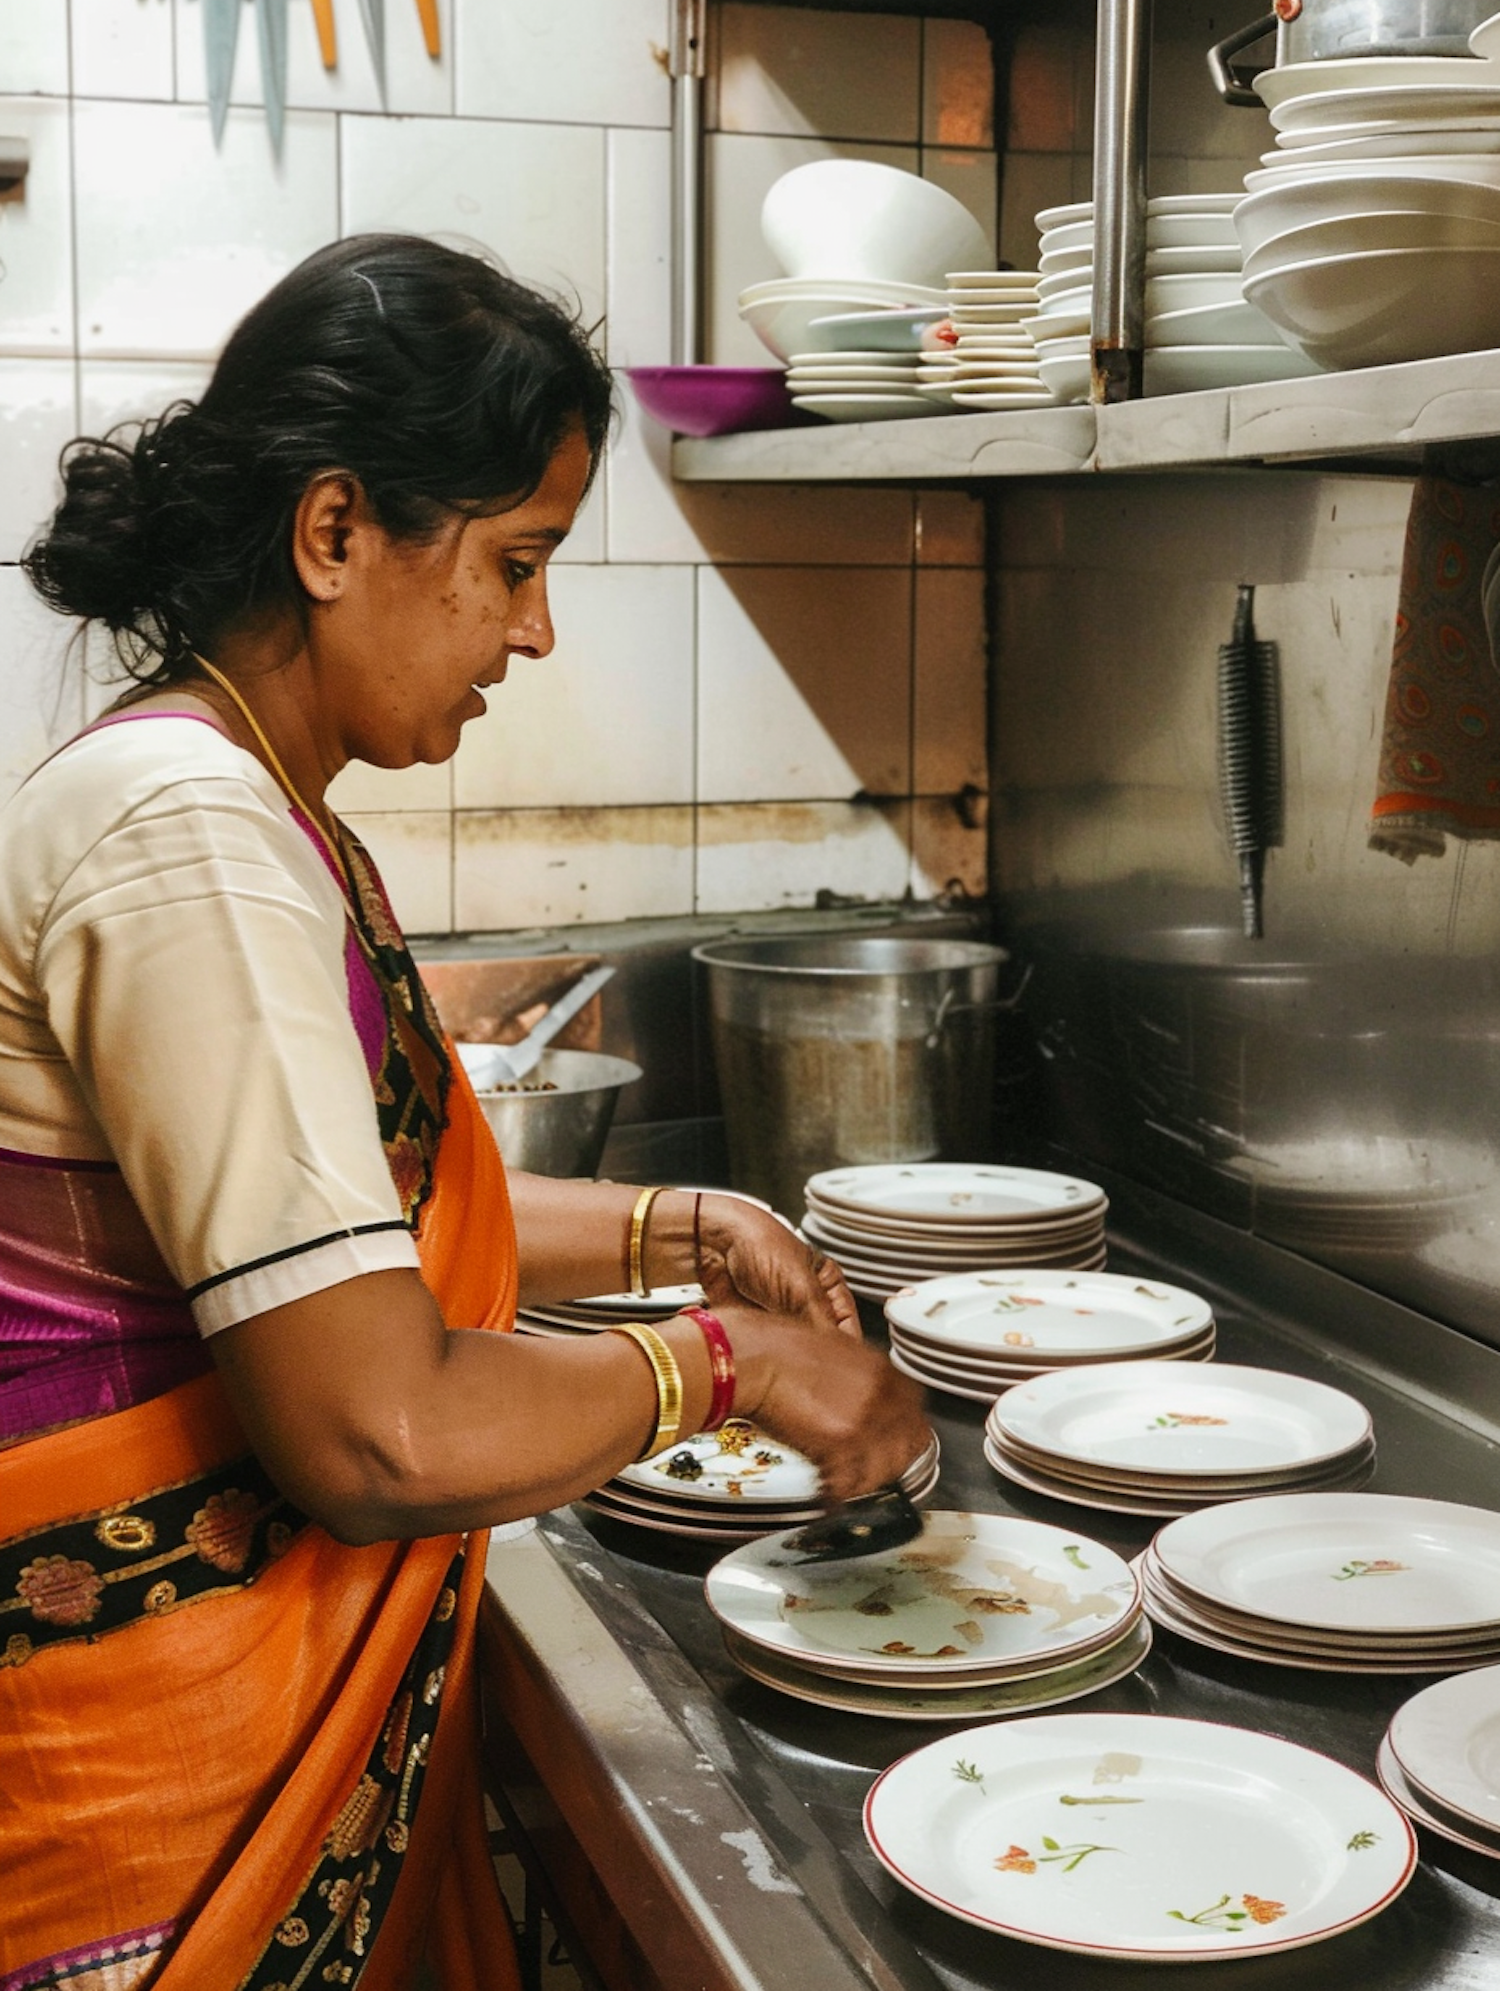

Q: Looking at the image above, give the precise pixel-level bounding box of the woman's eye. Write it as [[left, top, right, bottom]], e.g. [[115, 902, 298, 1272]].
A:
[[504, 559, 538, 588]]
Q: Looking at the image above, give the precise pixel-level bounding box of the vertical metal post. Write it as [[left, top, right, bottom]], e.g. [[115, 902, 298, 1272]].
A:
[[1091, 0, 1153, 403], [669, 0, 707, 366]]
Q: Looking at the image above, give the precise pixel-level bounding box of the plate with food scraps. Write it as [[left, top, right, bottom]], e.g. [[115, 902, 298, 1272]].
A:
[[886, 1269, 1212, 1360], [806, 1164, 1106, 1227]]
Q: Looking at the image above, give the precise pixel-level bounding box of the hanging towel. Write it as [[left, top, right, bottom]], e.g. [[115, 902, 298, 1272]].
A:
[[1369, 473, 1500, 864]]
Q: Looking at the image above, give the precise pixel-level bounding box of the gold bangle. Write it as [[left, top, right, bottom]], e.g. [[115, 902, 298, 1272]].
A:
[[628, 1185, 664, 1298], [608, 1322, 684, 1460]]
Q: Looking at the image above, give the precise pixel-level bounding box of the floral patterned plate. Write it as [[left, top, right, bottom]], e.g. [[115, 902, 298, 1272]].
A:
[[722, 1616, 1152, 1720], [1386, 1665, 1500, 1834], [864, 1713, 1417, 1959], [994, 1363, 1372, 1479], [886, 1271, 1212, 1361], [805, 1164, 1106, 1228], [1377, 1735, 1500, 1858], [704, 1511, 1138, 1678], [1153, 1493, 1500, 1635], [891, 1323, 1216, 1386]]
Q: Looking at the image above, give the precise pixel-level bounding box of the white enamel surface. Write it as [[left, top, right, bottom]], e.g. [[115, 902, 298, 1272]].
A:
[[886, 1270, 1212, 1358], [706, 1512, 1137, 1675], [995, 1363, 1370, 1477], [807, 1163, 1105, 1224], [864, 1714, 1415, 1959], [1155, 1494, 1500, 1632], [1388, 1667, 1500, 1831]]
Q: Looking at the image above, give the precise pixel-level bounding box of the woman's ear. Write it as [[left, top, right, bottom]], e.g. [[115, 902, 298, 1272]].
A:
[[291, 473, 363, 601]]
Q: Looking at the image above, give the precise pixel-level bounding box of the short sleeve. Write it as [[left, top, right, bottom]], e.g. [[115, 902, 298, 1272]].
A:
[[31, 742, 421, 1334]]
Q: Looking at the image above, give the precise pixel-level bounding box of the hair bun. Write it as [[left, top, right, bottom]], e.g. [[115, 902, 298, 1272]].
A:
[[25, 430, 160, 633]]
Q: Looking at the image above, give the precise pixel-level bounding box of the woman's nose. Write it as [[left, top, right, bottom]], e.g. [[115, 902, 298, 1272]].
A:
[[508, 582, 555, 661]]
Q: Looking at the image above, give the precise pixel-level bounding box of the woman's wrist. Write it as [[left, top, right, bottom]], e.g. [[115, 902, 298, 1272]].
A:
[[638, 1187, 709, 1291]]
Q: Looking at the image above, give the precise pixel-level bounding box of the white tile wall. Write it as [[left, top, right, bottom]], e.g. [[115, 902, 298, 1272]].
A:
[[0, 0, 994, 927]]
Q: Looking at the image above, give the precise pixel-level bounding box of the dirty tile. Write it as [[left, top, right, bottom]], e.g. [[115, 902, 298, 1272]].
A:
[[606, 125, 671, 367], [997, 151, 1074, 271], [1006, 23, 1081, 154], [715, 4, 920, 142], [0, 100, 74, 355], [0, 5, 70, 91], [0, 563, 86, 803], [910, 794, 987, 901], [696, 798, 910, 912], [916, 489, 985, 566], [455, 805, 694, 928], [340, 114, 605, 331], [455, 0, 671, 130], [923, 17, 994, 150], [174, 0, 454, 115], [915, 568, 987, 795], [0, 359, 77, 562], [697, 565, 912, 802], [704, 131, 920, 365], [454, 565, 695, 811], [920, 149, 996, 266], [78, 360, 215, 434], [73, 101, 337, 359], [74, 0, 174, 99], [341, 810, 453, 934]]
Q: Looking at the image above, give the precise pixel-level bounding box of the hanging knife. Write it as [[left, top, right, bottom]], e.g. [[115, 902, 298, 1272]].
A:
[[413, 0, 442, 59], [255, 0, 289, 154], [358, 0, 387, 106], [311, 0, 338, 70], [203, 0, 241, 144]]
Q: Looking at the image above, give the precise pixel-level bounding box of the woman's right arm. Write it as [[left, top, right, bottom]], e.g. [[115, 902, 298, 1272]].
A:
[[209, 1270, 929, 1544]]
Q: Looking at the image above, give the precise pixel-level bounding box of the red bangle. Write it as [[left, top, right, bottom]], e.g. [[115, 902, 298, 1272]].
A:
[[682, 1304, 735, 1432]]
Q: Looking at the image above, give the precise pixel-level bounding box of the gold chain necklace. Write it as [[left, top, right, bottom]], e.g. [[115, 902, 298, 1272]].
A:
[[191, 652, 352, 894]]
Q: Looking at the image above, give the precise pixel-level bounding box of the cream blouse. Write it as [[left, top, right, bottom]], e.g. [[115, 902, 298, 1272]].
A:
[[0, 716, 421, 1334]]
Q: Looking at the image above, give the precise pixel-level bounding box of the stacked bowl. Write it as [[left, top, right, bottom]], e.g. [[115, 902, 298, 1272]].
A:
[[1240, 36, 1500, 367], [583, 1419, 940, 1544], [1380, 1666, 1500, 1857], [884, 1268, 1216, 1404], [706, 1509, 1151, 1720], [916, 270, 1049, 410], [1142, 1491, 1500, 1672], [986, 1361, 1375, 1517], [1032, 195, 1319, 399], [800, 1162, 1108, 1303]]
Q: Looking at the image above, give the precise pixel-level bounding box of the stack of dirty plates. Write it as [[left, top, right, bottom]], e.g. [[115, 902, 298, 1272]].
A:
[[1030, 195, 1318, 399], [583, 1420, 941, 1544], [986, 1362, 1373, 1518], [885, 1268, 1215, 1404], [917, 270, 1049, 410], [1380, 1666, 1500, 1858], [801, 1162, 1108, 1303], [1143, 1492, 1500, 1672], [708, 1510, 1150, 1720], [786, 346, 947, 422], [515, 1281, 703, 1338], [865, 1713, 1416, 1959]]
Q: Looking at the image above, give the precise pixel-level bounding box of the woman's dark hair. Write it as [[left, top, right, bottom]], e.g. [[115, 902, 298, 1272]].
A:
[[22, 234, 615, 684]]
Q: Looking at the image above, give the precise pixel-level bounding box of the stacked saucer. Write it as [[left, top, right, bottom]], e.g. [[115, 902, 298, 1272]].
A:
[[708, 1509, 1149, 1720], [917, 270, 1050, 410], [986, 1362, 1374, 1518], [1380, 1667, 1500, 1858], [1224, 1135, 1489, 1257], [582, 1420, 940, 1544], [1143, 1492, 1500, 1673], [786, 346, 947, 422], [801, 1162, 1108, 1303], [886, 1268, 1215, 1404], [515, 1281, 702, 1338]]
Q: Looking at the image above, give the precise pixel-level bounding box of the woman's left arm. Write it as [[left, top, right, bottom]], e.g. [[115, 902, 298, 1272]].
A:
[[506, 1174, 859, 1338]]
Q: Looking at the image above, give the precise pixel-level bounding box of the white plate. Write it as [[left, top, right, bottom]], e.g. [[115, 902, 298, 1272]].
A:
[[1271, 83, 1500, 133], [994, 1362, 1371, 1478], [1149, 193, 1244, 215], [705, 1510, 1139, 1677], [896, 1318, 1216, 1379], [864, 1713, 1416, 1960], [803, 307, 949, 351], [891, 1346, 1007, 1403], [563, 1280, 704, 1315], [985, 1438, 1219, 1520], [1146, 301, 1285, 348], [1144, 343, 1324, 394], [1377, 1736, 1500, 1857], [724, 1616, 1152, 1721], [1387, 1666, 1500, 1833], [995, 1427, 1371, 1501], [1155, 1493, 1500, 1634], [946, 269, 1041, 285], [805, 1199, 1108, 1247], [1254, 53, 1498, 111], [1147, 245, 1244, 274], [887, 1269, 1213, 1360], [614, 1422, 822, 1504], [808, 1163, 1106, 1226], [791, 394, 942, 422]]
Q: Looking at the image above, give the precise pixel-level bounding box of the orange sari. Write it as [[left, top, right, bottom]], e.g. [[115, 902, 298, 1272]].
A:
[[0, 1002, 521, 1981]]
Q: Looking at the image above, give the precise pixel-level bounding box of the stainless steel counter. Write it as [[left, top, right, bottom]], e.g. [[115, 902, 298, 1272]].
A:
[[480, 1169, 1500, 1990]]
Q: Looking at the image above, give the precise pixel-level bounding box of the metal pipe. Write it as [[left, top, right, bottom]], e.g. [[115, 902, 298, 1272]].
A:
[[669, 0, 707, 366], [1091, 0, 1153, 404]]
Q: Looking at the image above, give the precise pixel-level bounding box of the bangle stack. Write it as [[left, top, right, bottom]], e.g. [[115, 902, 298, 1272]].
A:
[[682, 1304, 736, 1432], [607, 1321, 684, 1460]]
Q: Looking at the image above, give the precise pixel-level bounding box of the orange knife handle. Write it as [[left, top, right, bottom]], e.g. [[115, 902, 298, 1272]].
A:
[[414, 0, 441, 58], [311, 0, 337, 67]]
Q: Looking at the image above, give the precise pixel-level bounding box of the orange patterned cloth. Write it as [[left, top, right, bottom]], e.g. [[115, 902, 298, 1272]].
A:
[[0, 1057, 521, 1991], [1370, 474, 1500, 863]]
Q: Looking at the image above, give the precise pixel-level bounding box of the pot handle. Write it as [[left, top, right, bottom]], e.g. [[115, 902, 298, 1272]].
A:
[[926, 964, 1034, 1046], [1207, 14, 1277, 107]]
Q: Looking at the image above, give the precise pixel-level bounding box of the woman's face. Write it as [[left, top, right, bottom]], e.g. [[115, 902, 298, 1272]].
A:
[[305, 424, 593, 770]]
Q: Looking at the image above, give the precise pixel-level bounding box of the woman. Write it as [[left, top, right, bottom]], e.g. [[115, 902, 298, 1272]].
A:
[[0, 235, 928, 1991]]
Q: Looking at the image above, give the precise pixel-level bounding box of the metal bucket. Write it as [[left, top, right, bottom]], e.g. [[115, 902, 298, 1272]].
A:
[[692, 936, 1010, 1218], [473, 1048, 641, 1177]]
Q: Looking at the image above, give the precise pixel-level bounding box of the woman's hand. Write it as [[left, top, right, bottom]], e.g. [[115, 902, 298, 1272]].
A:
[[684, 1193, 861, 1339]]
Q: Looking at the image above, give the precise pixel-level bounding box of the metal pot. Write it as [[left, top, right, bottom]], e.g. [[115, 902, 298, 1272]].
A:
[[473, 1047, 641, 1178], [1210, 0, 1492, 104]]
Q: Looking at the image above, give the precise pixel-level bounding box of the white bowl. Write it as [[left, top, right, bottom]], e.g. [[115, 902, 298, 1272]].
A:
[[1262, 129, 1500, 163], [1037, 268, 1094, 301], [761, 160, 991, 287], [1040, 218, 1095, 255], [739, 276, 946, 304], [1031, 332, 1090, 357], [1144, 270, 1248, 313], [1144, 343, 1325, 394], [1147, 244, 1244, 274], [1247, 153, 1500, 194], [1035, 200, 1095, 231], [740, 284, 948, 360], [1145, 298, 1287, 347], [1234, 171, 1500, 257], [1037, 351, 1092, 403], [1271, 83, 1500, 136], [1243, 207, 1500, 284], [1038, 243, 1094, 274], [804, 307, 950, 353], [1243, 241, 1500, 367]]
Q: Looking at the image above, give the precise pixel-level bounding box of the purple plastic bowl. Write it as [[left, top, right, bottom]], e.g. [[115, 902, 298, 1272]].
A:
[[626, 365, 807, 438]]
